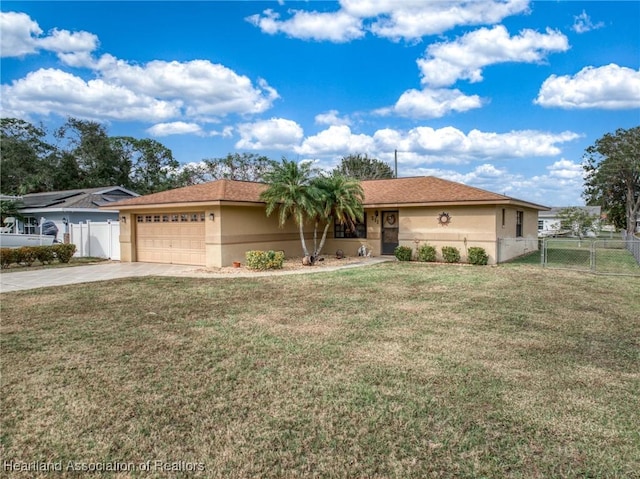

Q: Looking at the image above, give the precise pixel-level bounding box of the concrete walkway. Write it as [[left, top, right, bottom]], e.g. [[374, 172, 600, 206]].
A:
[[0, 258, 393, 293]]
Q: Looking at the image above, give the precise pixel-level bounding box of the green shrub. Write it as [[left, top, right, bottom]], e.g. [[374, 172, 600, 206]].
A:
[[245, 250, 285, 270], [52, 243, 76, 264], [0, 248, 17, 268], [394, 245, 413, 261], [16, 246, 37, 266], [417, 244, 437, 262], [467, 246, 489, 265], [441, 246, 460, 263], [34, 246, 56, 265]]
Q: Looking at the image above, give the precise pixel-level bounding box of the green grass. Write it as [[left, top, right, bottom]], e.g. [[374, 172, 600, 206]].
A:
[[1, 263, 639, 478], [509, 240, 640, 275]]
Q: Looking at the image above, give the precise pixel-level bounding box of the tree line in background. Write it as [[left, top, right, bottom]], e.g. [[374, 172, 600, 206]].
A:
[[583, 126, 639, 235], [1, 117, 637, 234], [0, 117, 394, 197]]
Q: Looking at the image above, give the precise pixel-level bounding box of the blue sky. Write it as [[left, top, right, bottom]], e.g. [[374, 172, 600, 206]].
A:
[[1, 1, 639, 206]]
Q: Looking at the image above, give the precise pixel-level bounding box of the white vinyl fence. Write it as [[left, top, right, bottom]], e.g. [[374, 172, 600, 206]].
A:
[[70, 221, 120, 260]]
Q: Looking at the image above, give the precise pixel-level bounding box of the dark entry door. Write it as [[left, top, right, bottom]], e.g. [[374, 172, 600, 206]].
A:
[[381, 210, 399, 255]]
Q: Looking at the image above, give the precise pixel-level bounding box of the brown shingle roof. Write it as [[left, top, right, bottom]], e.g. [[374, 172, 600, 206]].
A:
[[110, 180, 267, 208], [109, 177, 547, 210], [361, 176, 509, 205]]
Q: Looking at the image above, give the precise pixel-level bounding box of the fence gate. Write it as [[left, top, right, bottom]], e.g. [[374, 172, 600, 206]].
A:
[[70, 221, 120, 260], [542, 237, 640, 276]]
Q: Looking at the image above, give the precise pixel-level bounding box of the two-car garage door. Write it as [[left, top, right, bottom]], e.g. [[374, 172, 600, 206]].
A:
[[136, 212, 206, 265]]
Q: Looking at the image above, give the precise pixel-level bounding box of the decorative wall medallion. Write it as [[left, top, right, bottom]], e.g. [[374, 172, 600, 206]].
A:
[[438, 212, 451, 226]]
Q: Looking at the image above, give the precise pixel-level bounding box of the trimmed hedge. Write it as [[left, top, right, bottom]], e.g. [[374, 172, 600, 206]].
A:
[[53, 244, 76, 263], [441, 246, 461, 263], [245, 250, 285, 270], [417, 244, 437, 262], [34, 246, 56, 265], [394, 245, 413, 261], [0, 248, 18, 268], [0, 243, 77, 268], [16, 246, 37, 266], [467, 246, 489, 265]]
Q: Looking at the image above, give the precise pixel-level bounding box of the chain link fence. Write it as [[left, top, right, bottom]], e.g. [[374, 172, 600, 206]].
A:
[[541, 236, 640, 276]]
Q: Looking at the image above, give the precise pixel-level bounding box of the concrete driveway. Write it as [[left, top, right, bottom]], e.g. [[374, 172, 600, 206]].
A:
[[0, 262, 201, 293]]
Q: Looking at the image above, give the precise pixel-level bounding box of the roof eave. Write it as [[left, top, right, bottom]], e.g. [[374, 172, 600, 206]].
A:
[[104, 199, 265, 210], [363, 199, 549, 210], [19, 207, 120, 214]]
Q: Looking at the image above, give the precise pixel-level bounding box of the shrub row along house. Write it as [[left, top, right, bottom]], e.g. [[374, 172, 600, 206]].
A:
[[107, 176, 546, 267]]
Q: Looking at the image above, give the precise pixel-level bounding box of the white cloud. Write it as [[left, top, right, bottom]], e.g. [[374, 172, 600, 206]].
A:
[[236, 118, 304, 150], [246, 8, 364, 43], [295, 125, 375, 156], [37, 28, 99, 55], [418, 25, 569, 87], [1, 12, 280, 126], [94, 56, 279, 119], [290, 125, 579, 165], [402, 160, 584, 206], [212, 126, 235, 138], [535, 64, 640, 110], [0, 12, 42, 57], [0, 11, 98, 59], [146, 122, 205, 137], [547, 159, 584, 180], [248, 1, 530, 43], [315, 110, 352, 126], [375, 127, 579, 164], [1, 68, 179, 121], [572, 10, 604, 34], [347, 0, 531, 42], [2, 46, 279, 125], [377, 88, 483, 118]]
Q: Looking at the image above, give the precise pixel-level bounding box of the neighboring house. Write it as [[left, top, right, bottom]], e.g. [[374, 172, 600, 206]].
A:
[[108, 176, 547, 267], [9, 186, 139, 241], [538, 206, 602, 237]]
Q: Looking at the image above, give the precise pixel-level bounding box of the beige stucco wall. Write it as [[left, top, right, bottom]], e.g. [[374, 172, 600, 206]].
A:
[[118, 212, 135, 262], [496, 206, 539, 239], [325, 205, 540, 264], [495, 206, 540, 261], [216, 205, 315, 268], [118, 203, 541, 267]]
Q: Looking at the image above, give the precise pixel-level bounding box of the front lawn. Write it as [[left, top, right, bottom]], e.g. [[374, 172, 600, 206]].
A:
[[1, 263, 638, 478]]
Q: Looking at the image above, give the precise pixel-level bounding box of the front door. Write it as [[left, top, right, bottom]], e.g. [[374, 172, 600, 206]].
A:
[[381, 210, 399, 255]]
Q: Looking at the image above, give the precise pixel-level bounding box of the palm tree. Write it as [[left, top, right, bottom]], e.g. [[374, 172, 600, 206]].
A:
[[313, 173, 364, 258], [260, 159, 321, 258]]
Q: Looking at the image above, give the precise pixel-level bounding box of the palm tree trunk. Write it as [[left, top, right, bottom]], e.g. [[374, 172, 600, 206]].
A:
[[315, 222, 331, 257], [299, 221, 309, 257], [313, 220, 318, 256]]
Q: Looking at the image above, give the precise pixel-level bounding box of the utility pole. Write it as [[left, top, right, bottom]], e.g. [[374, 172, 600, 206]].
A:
[[394, 149, 398, 178]]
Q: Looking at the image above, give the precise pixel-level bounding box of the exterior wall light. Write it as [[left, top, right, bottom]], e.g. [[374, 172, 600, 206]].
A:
[[121, 216, 126, 223], [209, 213, 215, 221]]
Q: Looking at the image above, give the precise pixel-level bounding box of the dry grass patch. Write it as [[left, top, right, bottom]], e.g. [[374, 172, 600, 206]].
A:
[[1, 263, 638, 478]]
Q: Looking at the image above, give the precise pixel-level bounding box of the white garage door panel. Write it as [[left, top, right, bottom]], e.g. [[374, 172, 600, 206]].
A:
[[136, 214, 205, 265]]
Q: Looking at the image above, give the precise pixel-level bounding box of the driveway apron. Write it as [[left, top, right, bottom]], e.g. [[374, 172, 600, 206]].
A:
[[0, 262, 200, 293]]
